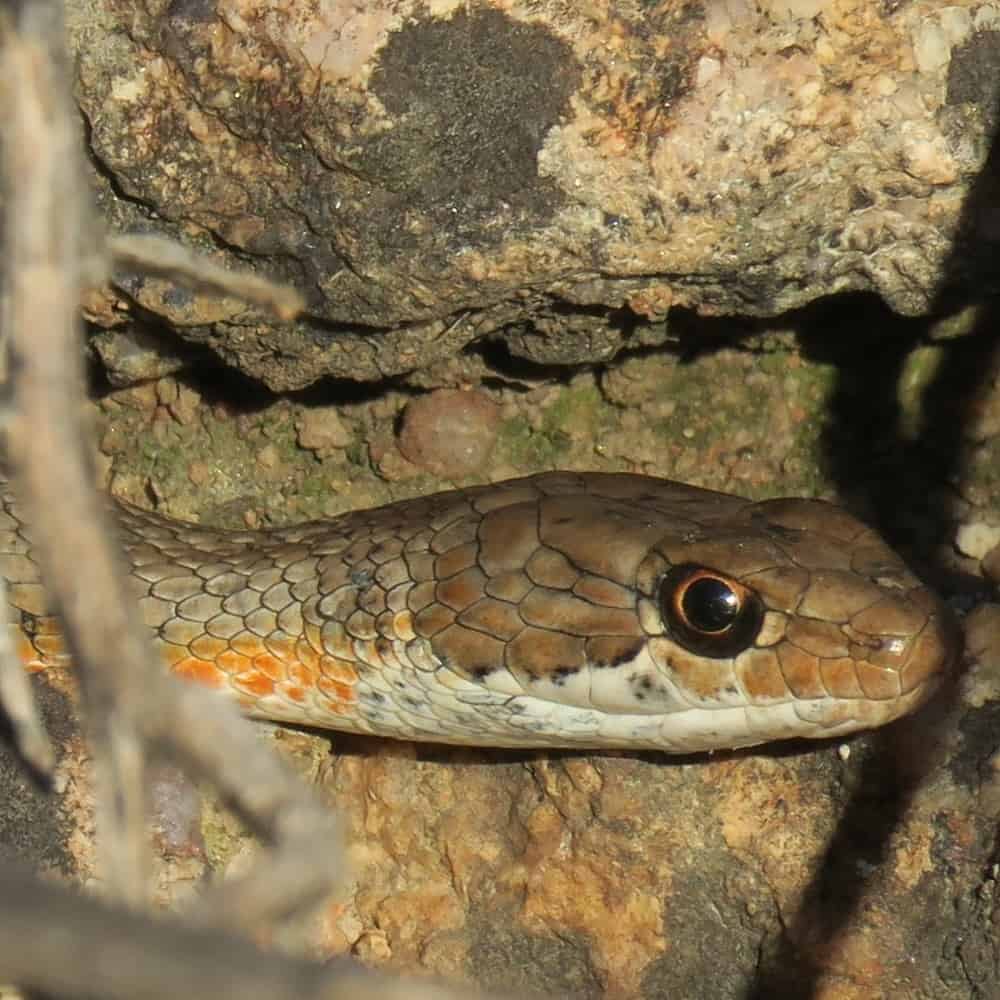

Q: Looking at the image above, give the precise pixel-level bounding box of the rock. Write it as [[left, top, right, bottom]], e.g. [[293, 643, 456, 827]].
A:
[[69, 2, 1000, 389], [90, 328, 191, 388], [964, 602, 1000, 673], [296, 407, 354, 456], [396, 389, 500, 478], [956, 520, 1000, 561]]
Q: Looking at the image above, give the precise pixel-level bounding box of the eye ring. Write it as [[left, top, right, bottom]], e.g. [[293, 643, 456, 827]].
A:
[[658, 564, 764, 659]]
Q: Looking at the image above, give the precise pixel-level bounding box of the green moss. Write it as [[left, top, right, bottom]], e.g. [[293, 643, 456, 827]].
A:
[[897, 344, 946, 440], [137, 435, 189, 485], [540, 384, 605, 437], [345, 441, 367, 467], [495, 384, 614, 469], [623, 347, 840, 500], [496, 414, 569, 467]]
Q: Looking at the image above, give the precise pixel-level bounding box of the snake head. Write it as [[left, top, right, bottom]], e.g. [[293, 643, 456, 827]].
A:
[[629, 496, 960, 751], [409, 474, 958, 753]]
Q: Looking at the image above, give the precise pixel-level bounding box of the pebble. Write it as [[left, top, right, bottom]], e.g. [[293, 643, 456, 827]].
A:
[[148, 765, 205, 860], [187, 460, 210, 486], [955, 521, 1000, 562], [396, 389, 500, 479], [90, 328, 188, 388], [169, 383, 201, 426], [353, 930, 391, 962], [155, 378, 179, 407], [911, 20, 950, 75], [295, 407, 353, 456], [256, 443, 280, 469]]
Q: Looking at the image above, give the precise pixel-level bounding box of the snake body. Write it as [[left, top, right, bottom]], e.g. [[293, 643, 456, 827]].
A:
[[0, 472, 957, 752]]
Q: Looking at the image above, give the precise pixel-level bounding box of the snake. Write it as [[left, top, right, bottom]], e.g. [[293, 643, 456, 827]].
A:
[[0, 471, 958, 753]]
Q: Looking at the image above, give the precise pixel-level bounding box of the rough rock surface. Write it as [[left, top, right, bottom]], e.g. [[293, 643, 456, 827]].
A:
[[71, 0, 1000, 389]]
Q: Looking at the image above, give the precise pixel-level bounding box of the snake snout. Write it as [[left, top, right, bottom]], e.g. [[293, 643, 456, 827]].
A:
[[896, 601, 962, 700], [815, 591, 961, 738]]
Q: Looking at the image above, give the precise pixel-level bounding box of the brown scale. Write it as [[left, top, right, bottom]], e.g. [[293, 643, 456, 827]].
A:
[[435, 567, 488, 612], [776, 643, 826, 700], [784, 618, 850, 659], [584, 635, 645, 667], [431, 625, 507, 677], [519, 588, 642, 638], [484, 571, 533, 603], [573, 575, 634, 609], [798, 571, 884, 622], [506, 628, 587, 681], [524, 547, 578, 588], [736, 648, 788, 703], [435, 542, 479, 579], [456, 599, 524, 641], [477, 503, 541, 575], [744, 566, 810, 610], [538, 495, 668, 583]]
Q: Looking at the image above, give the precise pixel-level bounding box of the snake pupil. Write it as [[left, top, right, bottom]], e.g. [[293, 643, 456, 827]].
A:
[[682, 577, 740, 633]]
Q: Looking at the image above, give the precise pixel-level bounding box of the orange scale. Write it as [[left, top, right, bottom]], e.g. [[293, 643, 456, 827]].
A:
[[17, 635, 44, 671], [252, 652, 285, 681], [286, 661, 317, 689], [281, 686, 308, 704], [157, 642, 190, 668], [265, 634, 296, 660], [32, 616, 63, 636], [392, 609, 416, 641], [233, 670, 276, 699], [190, 634, 231, 663], [215, 648, 251, 675], [172, 657, 225, 689], [230, 631, 264, 657], [319, 655, 359, 685], [294, 637, 320, 670], [317, 697, 351, 717], [316, 675, 357, 705], [323, 629, 355, 661], [33, 633, 68, 661]]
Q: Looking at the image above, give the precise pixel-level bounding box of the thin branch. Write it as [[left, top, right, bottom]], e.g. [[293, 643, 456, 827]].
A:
[[108, 233, 306, 321]]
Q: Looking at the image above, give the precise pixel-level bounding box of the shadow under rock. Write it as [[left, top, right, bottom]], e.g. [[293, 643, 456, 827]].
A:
[[744, 49, 1000, 1000]]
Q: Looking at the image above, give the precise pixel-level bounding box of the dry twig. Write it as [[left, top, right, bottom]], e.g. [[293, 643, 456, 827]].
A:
[[107, 233, 306, 321]]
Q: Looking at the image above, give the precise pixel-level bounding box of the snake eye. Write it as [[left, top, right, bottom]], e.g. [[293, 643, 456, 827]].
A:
[[658, 564, 764, 658]]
